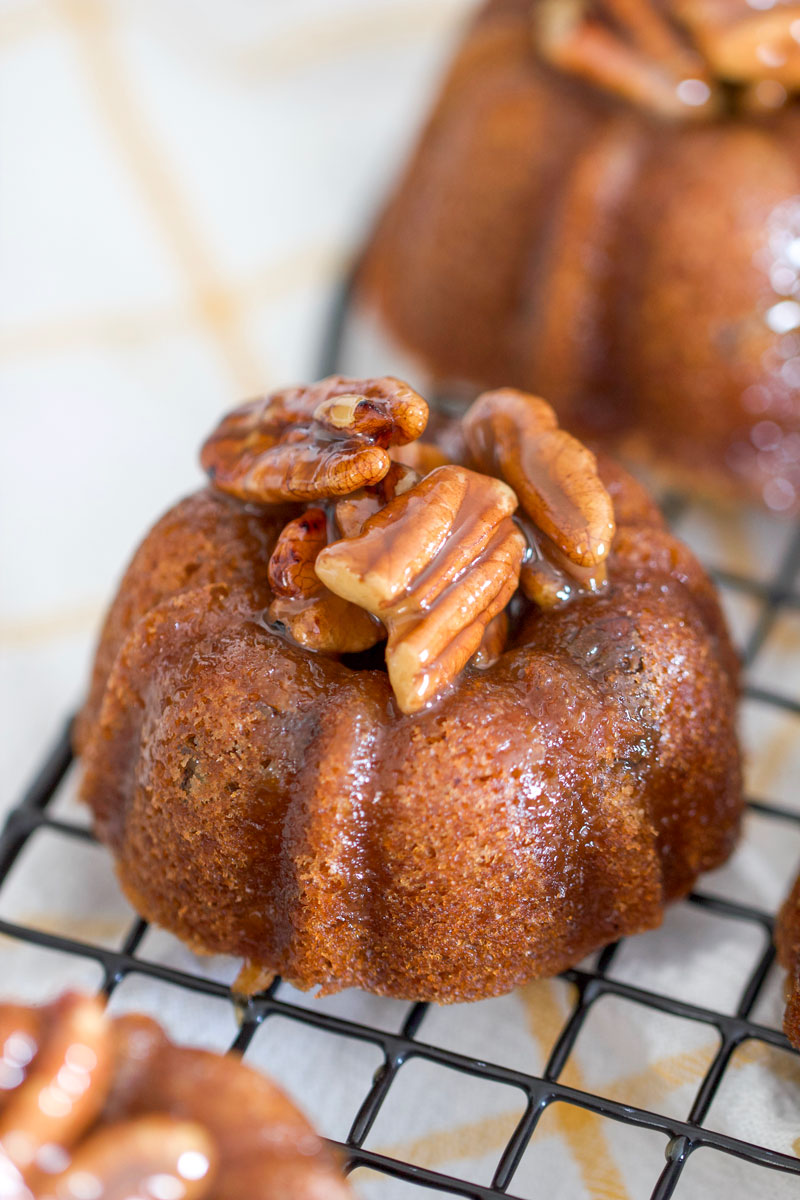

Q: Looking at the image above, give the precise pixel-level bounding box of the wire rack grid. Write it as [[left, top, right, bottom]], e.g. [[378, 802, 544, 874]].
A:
[[4, 283, 800, 1199]]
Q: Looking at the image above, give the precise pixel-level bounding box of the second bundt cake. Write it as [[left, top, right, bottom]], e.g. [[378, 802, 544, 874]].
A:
[[75, 375, 742, 1002], [359, 0, 800, 510]]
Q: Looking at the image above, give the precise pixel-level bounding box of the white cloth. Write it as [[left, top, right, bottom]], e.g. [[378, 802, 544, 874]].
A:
[[2, 3, 800, 1197]]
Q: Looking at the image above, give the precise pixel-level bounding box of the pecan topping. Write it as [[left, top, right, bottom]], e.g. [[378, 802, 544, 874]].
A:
[[334, 461, 420, 538], [464, 388, 615, 583], [537, 0, 800, 117], [200, 375, 428, 504], [268, 507, 329, 597], [38, 1115, 216, 1200], [267, 508, 382, 653], [0, 994, 112, 1186], [674, 0, 800, 88], [315, 466, 525, 713], [201, 375, 624, 703], [538, 0, 718, 119], [0, 995, 217, 1200]]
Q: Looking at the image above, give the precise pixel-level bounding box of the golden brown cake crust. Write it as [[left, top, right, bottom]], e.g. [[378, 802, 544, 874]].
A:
[[77, 455, 742, 1003], [359, 0, 800, 511]]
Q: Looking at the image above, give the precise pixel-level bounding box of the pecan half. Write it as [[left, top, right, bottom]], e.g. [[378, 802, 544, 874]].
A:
[[201, 376, 428, 504], [673, 0, 800, 88], [315, 466, 525, 713], [267, 508, 382, 653], [463, 388, 615, 604], [0, 993, 112, 1186], [0, 998, 219, 1200], [38, 1115, 217, 1200], [268, 507, 329, 597], [334, 462, 420, 538], [537, 0, 718, 119], [471, 610, 509, 670]]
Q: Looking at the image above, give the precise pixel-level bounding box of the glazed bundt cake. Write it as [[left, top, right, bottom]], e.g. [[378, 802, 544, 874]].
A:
[[359, 0, 800, 510], [75, 375, 742, 1002], [0, 992, 350, 1198]]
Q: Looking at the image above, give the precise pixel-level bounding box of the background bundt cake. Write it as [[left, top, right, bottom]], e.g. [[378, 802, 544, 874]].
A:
[[359, 0, 800, 511], [0, 992, 350, 1199], [75, 376, 742, 1003]]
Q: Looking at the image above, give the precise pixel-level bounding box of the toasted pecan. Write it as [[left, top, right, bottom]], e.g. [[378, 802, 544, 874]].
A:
[[267, 508, 382, 653], [201, 375, 428, 505], [315, 465, 525, 713]]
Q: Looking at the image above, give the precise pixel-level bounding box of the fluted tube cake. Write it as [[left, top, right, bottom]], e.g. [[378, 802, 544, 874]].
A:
[[75, 376, 742, 1002], [0, 992, 350, 1198], [359, 0, 800, 511]]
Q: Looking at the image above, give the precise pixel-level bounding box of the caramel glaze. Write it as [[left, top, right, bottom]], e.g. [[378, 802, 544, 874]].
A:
[[359, 0, 800, 510], [75, 446, 742, 1003], [0, 995, 349, 1200], [775, 878, 800, 1048]]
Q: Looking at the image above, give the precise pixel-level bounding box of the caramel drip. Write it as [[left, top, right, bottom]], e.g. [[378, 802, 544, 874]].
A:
[[516, 514, 608, 611], [536, 0, 800, 117], [672, 0, 800, 89]]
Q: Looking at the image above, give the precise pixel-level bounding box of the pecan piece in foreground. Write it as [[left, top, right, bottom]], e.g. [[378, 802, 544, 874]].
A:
[[471, 610, 509, 670], [334, 461, 420, 538], [200, 375, 428, 505], [315, 465, 525, 713], [0, 993, 112, 1187], [267, 508, 382, 653], [37, 1114, 217, 1200]]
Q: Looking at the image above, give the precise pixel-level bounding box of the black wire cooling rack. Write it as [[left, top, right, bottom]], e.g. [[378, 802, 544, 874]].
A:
[[4, 279, 800, 1199]]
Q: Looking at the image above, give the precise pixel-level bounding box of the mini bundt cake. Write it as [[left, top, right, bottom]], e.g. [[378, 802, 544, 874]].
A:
[[0, 991, 350, 1198], [359, 0, 800, 510], [75, 375, 742, 1002]]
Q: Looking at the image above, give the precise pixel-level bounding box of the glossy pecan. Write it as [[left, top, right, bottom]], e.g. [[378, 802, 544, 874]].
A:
[[672, 0, 800, 88], [471, 610, 509, 670], [200, 376, 428, 504], [463, 388, 615, 605], [37, 1115, 216, 1200], [315, 465, 525, 713], [537, 0, 718, 119], [267, 508, 382, 653], [0, 993, 112, 1187]]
